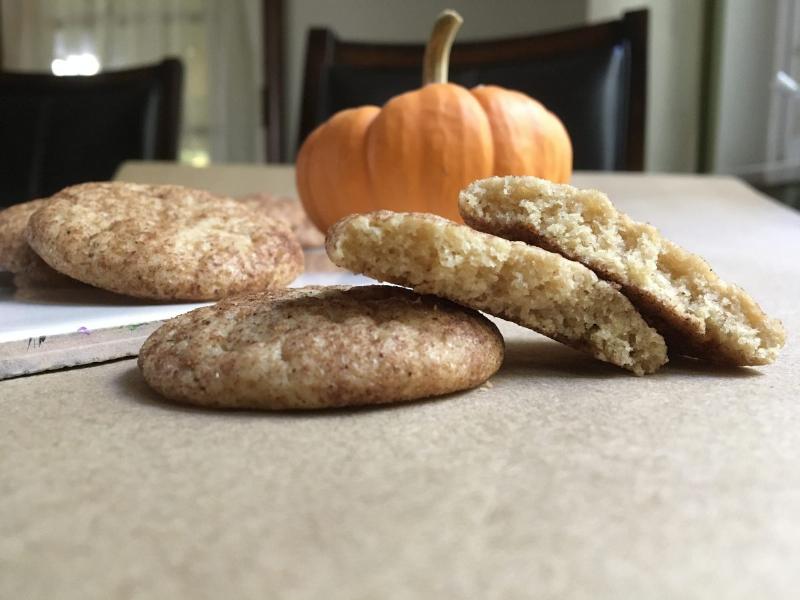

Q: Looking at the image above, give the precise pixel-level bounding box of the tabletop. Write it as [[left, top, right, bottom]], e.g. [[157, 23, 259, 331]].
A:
[[2, 170, 799, 599]]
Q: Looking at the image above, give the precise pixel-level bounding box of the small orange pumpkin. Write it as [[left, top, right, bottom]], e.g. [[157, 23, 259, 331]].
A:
[[296, 9, 572, 231]]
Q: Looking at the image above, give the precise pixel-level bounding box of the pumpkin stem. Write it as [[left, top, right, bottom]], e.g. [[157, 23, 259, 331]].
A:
[[422, 9, 463, 85]]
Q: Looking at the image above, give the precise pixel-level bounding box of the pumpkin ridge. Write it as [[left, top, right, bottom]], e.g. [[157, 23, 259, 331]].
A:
[[470, 86, 497, 175], [340, 106, 380, 219], [296, 126, 325, 232]]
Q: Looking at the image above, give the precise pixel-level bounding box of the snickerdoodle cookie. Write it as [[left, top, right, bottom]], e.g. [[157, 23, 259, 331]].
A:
[[0, 198, 78, 287], [26, 182, 303, 300], [239, 193, 325, 247], [326, 211, 667, 375], [138, 285, 504, 409], [459, 176, 785, 365]]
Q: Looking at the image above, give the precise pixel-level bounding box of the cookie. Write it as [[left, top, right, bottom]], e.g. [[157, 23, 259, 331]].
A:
[[26, 182, 304, 300], [326, 211, 667, 375], [138, 285, 504, 409], [0, 199, 79, 287], [459, 176, 785, 365], [239, 193, 325, 247]]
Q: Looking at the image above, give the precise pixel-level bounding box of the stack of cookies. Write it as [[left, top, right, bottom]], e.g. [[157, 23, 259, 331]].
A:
[[0, 182, 304, 299], [137, 176, 784, 412], [326, 176, 785, 374], [0, 198, 78, 288]]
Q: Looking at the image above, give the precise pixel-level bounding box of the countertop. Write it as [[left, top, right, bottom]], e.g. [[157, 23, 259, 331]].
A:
[[2, 170, 799, 599]]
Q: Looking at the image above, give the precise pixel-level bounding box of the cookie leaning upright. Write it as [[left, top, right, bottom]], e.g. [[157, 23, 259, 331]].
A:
[[326, 211, 668, 375], [139, 285, 504, 409], [459, 176, 786, 365], [26, 182, 304, 300]]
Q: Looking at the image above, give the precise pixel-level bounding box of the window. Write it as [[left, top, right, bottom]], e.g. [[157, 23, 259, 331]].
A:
[[1, 0, 263, 164]]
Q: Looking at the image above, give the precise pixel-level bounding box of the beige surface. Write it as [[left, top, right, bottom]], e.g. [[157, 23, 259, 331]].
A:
[[2, 172, 799, 599], [114, 161, 299, 197]]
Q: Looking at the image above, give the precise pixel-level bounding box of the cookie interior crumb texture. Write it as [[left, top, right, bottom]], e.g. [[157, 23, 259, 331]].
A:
[[459, 176, 786, 365], [26, 182, 304, 300], [138, 285, 504, 409], [326, 211, 668, 375]]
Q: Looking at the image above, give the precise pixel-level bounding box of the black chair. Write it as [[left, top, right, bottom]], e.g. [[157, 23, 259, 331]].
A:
[[299, 10, 647, 171], [0, 58, 183, 207]]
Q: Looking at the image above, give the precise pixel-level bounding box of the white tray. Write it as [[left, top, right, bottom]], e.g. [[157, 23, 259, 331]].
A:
[[0, 272, 375, 380]]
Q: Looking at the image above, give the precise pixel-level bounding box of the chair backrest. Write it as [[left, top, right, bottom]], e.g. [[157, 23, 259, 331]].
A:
[[299, 10, 647, 171], [0, 58, 183, 206]]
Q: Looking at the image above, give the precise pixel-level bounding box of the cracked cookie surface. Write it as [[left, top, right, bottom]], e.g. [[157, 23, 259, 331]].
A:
[[26, 182, 303, 300], [138, 285, 504, 409]]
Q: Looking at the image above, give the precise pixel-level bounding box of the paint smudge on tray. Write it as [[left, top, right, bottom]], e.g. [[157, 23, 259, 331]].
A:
[[26, 336, 47, 350]]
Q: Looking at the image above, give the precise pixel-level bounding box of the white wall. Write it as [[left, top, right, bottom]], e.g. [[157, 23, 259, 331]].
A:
[[587, 0, 705, 173], [707, 0, 778, 174], [284, 0, 588, 159]]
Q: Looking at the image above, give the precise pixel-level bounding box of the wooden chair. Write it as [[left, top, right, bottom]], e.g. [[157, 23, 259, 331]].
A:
[[0, 58, 183, 206], [298, 10, 647, 171]]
